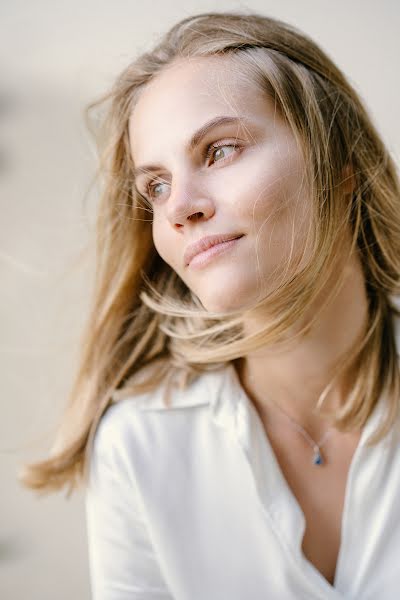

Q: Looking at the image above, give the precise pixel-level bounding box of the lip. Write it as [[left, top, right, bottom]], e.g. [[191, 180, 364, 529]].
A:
[[184, 233, 244, 267]]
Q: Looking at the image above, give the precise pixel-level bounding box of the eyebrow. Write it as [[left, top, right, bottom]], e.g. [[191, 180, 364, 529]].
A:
[[133, 115, 249, 181]]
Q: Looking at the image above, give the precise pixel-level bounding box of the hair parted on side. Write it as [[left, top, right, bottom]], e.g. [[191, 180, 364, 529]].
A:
[[20, 11, 400, 495]]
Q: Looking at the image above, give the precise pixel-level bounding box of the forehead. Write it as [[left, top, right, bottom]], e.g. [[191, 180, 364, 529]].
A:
[[129, 55, 271, 163]]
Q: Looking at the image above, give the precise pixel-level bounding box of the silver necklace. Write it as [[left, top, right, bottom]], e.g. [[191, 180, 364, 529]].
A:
[[238, 362, 334, 466], [266, 398, 333, 466]]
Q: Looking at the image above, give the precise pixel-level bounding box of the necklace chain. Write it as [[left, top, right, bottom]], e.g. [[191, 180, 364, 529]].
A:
[[259, 393, 333, 465], [240, 363, 334, 466]]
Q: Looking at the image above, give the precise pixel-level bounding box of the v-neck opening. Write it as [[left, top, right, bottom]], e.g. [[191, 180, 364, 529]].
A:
[[226, 361, 390, 597]]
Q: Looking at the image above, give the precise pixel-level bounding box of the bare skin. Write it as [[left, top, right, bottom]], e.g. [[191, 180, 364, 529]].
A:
[[235, 248, 368, 585], [238, 376, 362, 586]]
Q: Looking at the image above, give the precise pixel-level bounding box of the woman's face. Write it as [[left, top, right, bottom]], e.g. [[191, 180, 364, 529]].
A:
[[129, 56, 311, 313]]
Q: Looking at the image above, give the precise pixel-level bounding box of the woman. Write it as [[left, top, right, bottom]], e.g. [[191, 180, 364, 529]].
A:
[[22, 11, 400, 599]]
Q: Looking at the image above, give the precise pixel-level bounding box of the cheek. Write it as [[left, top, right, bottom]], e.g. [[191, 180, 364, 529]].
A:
[[228, 141, 306, 223], [152, 220, 184, 272], [241, 159, 311, 271], [249, 152, 309, 227], [151, 221, 168, 262]]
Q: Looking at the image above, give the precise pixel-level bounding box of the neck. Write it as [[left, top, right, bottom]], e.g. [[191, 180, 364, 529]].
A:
[[235, 251, 369, 438]]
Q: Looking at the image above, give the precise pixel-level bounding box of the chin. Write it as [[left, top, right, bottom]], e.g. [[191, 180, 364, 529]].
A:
[[198, 289, 257, 315]]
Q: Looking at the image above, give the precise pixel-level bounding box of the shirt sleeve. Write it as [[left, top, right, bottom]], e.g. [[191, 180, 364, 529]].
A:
[[85, 411, 174, 600]]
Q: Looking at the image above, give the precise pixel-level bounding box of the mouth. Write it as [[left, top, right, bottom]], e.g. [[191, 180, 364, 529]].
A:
[[187, 234, 244, 269]]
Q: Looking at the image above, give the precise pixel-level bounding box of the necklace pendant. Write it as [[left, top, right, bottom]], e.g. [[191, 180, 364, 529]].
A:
[[313, 450, 323, 465]]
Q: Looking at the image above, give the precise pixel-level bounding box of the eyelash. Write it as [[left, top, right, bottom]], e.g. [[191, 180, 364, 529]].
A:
[[143, 140, 242, 202]]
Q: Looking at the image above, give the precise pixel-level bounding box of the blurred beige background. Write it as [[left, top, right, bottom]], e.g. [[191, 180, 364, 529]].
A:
[[1, 0, 399, 598]]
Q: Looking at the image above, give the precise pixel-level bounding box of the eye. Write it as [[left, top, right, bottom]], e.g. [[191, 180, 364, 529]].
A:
[[144, 177, 169, 202], [142, 141, 242, 203], [204, 142, 241, 166]]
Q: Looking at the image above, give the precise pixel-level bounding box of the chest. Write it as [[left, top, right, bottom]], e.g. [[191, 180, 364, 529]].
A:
[[265, 427, 361, 586], [297, 474, 346, 585], [131, 406, 400, 599]]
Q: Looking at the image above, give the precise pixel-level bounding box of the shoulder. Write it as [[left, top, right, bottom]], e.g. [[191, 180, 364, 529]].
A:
[[91, 363, 231, 465]]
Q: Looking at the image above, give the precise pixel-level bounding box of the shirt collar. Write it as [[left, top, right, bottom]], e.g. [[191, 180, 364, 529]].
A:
[[131, 362, 232, 413]]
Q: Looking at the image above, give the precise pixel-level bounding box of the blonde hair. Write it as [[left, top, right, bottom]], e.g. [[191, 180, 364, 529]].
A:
[[21, 11, 400, 494]]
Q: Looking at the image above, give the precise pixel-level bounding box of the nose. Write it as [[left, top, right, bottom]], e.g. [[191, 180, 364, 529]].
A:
[[166, 176, 215, 229]]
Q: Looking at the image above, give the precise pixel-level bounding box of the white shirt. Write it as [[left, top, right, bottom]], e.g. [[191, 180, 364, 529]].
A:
[[86, 318, 400, 600]]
